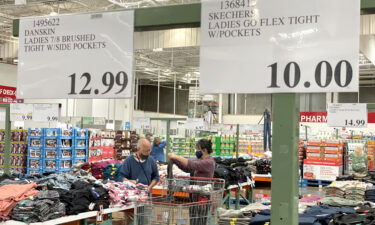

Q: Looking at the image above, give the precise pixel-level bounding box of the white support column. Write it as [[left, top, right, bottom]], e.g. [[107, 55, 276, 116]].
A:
[[234, 93, 238, 115], [174, 74, 176, 116], [219, 94, 223, 124], [157, 70, 160, 116]]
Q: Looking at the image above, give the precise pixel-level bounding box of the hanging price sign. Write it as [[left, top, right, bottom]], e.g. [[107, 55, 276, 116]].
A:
[[32, 104, 60, 122], [200, 0, 359, 93], [327, 104, 367, 128], [10, 104, 59, 122], [18, 11, 134, 99], [186, 118, 206, 130], [133, 118, 151, 129], [10, 104, 33, 121]]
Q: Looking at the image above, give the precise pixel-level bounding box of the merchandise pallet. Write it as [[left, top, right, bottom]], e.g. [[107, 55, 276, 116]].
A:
[[26, 128, 89, 174], [0, 129, 28, 173], [300, 179, 332, 187]]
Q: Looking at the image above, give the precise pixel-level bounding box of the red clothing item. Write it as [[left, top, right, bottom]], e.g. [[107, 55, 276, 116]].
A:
[[0, 183, 39, 217], [172, 157, 216, 178]]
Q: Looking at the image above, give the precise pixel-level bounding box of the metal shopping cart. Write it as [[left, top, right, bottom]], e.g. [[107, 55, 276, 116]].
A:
[[134, 176, 225, 225]]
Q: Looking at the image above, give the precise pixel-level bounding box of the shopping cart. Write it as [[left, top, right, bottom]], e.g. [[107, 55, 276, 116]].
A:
[[135, 176, 225, 225]]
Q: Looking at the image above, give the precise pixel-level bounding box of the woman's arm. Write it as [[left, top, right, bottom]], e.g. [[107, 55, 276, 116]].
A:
[[168, 153, 194, 174]]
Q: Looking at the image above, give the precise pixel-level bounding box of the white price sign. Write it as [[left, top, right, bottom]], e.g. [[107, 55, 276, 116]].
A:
[[10, 104, 33, 121], [240, 124, 263, 133], [327, 104, 367, 128], [133, 118, 151, 129], [33, 104, 59, 122], [186, 118, 205, 130], [18, 11, 134, 99], [200, 0, 359, 93]]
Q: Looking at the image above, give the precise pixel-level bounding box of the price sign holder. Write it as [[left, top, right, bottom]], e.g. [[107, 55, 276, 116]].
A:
[[327, 104, 368, 128]]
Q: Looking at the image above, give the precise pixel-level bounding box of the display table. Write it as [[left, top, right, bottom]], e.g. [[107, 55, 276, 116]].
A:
[[222, 181, 254, 210], [253, 173, 272, 182], [5, 205, 135, 225]]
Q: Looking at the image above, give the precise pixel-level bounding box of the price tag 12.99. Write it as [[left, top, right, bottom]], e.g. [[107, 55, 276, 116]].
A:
[[327, 104, 367, 128], [17, 11, 134, 99]]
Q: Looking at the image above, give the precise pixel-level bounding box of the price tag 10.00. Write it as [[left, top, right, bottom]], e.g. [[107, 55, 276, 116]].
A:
[[327, 104, 368, 128], [200, 0, 359, 94]]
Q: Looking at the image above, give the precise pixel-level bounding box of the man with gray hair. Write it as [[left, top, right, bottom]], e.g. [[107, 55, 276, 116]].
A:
[[119, 138, 159, 192]]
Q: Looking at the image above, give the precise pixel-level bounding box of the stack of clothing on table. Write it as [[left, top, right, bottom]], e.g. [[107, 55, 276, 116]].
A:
[[11, 190, 65, 223], [250, 206, 357, 225], [325, 181, 372, 202], [80, 160, 122, 179], [36, 173, 80, 190], [56, 180, 110, 215], [102, 163, 123, 181], [218, 202, 270, 225], [214, 157, 252, 188], [104, 180, 148, 207], [254, 159, 271, 174], [0, 183, 39, 222], [365, 186, 375, 202]]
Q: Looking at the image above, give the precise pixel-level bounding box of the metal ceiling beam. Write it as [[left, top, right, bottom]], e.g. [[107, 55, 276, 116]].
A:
[[12, 1, 375, 37], [362, 0, 375, 9]]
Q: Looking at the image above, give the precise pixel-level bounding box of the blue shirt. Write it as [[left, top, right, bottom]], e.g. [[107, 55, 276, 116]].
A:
[[151, 141, 167, 162], [119, 155, 159, 185]]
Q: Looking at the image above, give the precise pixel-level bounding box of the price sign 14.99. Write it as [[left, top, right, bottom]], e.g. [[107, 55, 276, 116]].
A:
[[327, 104, 368, 128]]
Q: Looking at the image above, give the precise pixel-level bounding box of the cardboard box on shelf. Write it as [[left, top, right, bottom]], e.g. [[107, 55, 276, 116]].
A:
[[303, 159, 342, 181]]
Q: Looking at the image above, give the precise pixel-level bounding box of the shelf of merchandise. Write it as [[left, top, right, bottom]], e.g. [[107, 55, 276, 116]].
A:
[[26, 128, 88, 174], [171, 137, 195, 158], [0, 129, 28, 173]]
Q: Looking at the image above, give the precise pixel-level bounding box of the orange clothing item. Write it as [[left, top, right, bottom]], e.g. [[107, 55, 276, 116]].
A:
[[0, 183, 39, 216]]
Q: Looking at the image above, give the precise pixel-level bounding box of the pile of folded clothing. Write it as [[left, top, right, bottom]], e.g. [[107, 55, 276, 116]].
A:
[[325, 181, 372, 201], [214, 157, 252, 188], [104, 180, 148, 207], [0, 183, 39, 222], [253, 159, 271, 174], [250, 206, 357, 225], [11, 190, 65, 223], [365, 186, 375, 202], [55, 180, 110, 215], [80, 160, 122, 179], [36, 173, 80, 190]]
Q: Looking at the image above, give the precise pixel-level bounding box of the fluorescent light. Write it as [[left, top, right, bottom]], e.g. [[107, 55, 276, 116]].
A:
[[152, 48, 163, 52]]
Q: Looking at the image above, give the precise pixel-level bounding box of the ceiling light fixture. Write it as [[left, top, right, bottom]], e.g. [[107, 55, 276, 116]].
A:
[[152, 48, 163, 52]]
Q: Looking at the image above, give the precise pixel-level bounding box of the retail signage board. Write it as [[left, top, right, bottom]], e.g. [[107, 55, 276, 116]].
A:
[[32, 104, 60, 122], [303, 159, 342, 181], [200, 0, 359, 93], [133, 118, 150, 130], [17, 11, 134, 99], [10, 104, 33, 121], [186, 118, 205, 130], [300, 112, 327, 123], [300, 112, 375, 123], [327, 104, 367, 128], [10, 103, 59, 122], [240, 124, 263, 134]]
